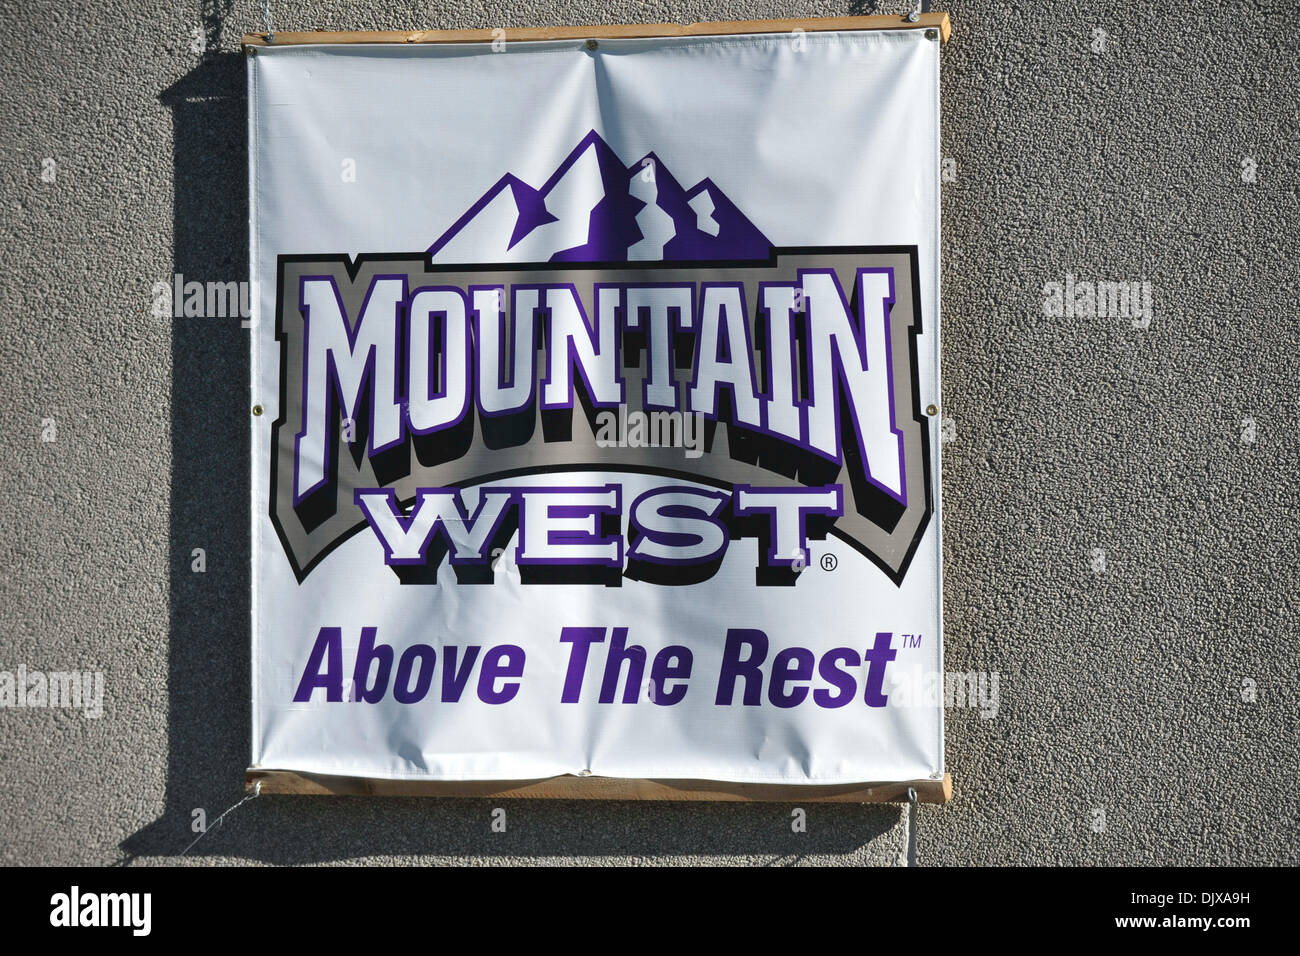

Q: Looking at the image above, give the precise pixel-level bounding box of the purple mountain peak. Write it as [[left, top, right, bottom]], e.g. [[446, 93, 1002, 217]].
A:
[[500, 174, 557, 250], [428, 130, 770, 264]]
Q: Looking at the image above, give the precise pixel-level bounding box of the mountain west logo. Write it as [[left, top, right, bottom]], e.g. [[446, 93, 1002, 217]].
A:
[[269, 132, 932, 586]]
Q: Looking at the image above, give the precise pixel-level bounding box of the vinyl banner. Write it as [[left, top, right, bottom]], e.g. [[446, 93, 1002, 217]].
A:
[[248, 25, 943, 785]]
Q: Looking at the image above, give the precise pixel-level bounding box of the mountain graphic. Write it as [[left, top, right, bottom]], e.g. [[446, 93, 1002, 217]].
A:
[[428, 130, 771, 264]]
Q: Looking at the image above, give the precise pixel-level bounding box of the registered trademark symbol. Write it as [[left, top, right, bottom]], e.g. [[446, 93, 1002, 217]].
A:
[[821, 553, 837, 571]]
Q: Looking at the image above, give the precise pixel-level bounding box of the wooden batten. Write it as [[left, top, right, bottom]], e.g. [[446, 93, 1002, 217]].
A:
[[242, 14, 952, 49], [246, 770, 954, 804]]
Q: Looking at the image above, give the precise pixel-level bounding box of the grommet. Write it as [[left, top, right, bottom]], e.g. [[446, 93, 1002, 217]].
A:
[[926, 404, 939, 416], [586, 39, 598, 50], [245, 46, 257, 56], [252, 404, 264, 417], [926, 29, 939, 40]]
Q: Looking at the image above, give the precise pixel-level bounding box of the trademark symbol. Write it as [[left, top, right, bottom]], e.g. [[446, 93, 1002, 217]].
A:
[[820, 553, 837, 571], [901, 634, 923, 648]]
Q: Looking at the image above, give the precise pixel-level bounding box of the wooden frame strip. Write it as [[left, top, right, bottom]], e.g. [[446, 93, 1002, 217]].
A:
[[246, 770, 953, 804], [242, 13, 952, 49]]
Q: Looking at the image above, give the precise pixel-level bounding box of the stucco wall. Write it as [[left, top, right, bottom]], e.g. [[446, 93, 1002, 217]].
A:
[[1, 0, 1294, 865]]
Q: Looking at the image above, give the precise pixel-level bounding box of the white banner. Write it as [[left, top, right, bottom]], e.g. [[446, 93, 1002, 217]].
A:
[[248, 25, 944, 785]]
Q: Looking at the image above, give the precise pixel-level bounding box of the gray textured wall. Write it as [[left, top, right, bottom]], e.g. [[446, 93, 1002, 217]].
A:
[[1, 0, 1295, 866]]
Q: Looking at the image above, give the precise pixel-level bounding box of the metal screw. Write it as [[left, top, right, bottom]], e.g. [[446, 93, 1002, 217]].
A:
[[586, 39, 598, 50], [906, 11, 920, 23], [926, 404, 939, 416], [926, 29, 938, 40], [252, 404, 264, 416]]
